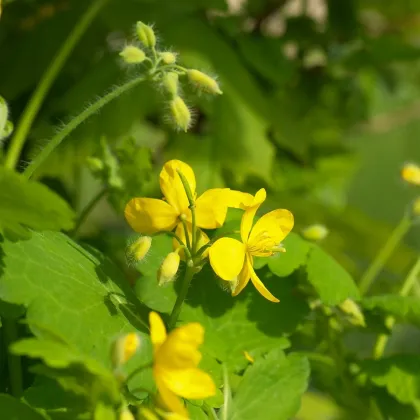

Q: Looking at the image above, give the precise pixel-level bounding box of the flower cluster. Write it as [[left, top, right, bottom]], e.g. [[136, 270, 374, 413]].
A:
[[124, 159, 294, 303]]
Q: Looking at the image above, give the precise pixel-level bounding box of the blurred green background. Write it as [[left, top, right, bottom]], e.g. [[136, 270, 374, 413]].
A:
[[1, 0, 420, 417]]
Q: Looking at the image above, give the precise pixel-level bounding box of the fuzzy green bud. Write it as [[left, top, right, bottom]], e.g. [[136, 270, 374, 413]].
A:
[[111, 333, 141, 368], [157, 252, 180, 285], [159, 51, 177, 64], [120, 45, 146, 64], [127, 236, 152, 263], [86, 157, 104, 173], [162, 72, 179, 97], [187, 69, 222, 95], [136, 21, 156, 48], [170, 96, 191, 132], [0, 96, 13, 140], [339, 298, 366, 327], [302, 224, 329, 241]]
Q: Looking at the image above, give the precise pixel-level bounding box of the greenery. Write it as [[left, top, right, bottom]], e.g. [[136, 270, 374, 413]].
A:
[[1, 0, 420, 419]]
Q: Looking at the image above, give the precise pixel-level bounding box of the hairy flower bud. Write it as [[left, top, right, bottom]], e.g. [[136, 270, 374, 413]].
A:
[[111, 333, 141, 368], [136, 21, 156, 48], [120, 45, 146, 64], [402, 163, 420, 186], [127, 236, 152, 263], [162, 72, 179, 98], [86, 157, 104, 173], [0, 96, 13, 140], [170, 96, 191, 132], [159, 51, 177, 64], [339, 298, 366, 327], [302, 224, 329, 241], [158, 252, 180, 285], [187, 69, 222, 95]]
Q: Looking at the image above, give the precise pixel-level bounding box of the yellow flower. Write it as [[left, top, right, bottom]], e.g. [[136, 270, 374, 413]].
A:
[[149, 312, 216, 419], [209, 188, 294, 302], [124, 160, 252, 236], [111, 333, 141, 368], [401, 163, 420, 185]]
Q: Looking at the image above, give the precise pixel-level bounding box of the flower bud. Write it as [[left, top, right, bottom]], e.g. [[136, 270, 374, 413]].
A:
[[0, 96, 12, 140], [120, 45, 146, 64], [119, 408, 135, 420], [127, 236, 152, 263], [187, 69, 222, 95], [302, 224, 329, 241], [86, 157, 104, 173], [111, 333, 141, 368], [157, 252, 180, 285], [136, 22, 156, 48], [169, 96, 191, 132], [339, 298, 366, 327], [244, 351, 254, 364], [138, 408, 159, 420], [413, 197, 420, 216], [401, 163, 420, 186], [162, 72, 179, 98], [159, 51, 177, 65]]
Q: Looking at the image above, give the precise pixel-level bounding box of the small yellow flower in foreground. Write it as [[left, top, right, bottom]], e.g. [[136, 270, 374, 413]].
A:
[[119, 408, 135, 420], [413, 197, 420, 216], [401, 163, 420, 186], [124, 160, 253, 235], [170, 96, 191, 132], [160, 51, 177, 64], [127, 236, 152, 263], [209, 188, 294, 302], [111, 333, 141, 368], [302, 224, 329, 241], [187, 69, 222, 95], [244, 351, 254, 364], [136, 21, 156, 48], [120, 45, 146, 64], [158, 251, 181, 285], [149, 312, 216, 419]]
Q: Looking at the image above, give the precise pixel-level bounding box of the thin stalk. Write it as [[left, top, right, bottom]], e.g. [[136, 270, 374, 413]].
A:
[[168, 265, 195, 329], [4, 0, 109, 170], [124, 362, 153, 384], [373, 256, 420, 359], [359, 216, 411, 295], [24, 75, 146, 179], [2, 319, 23, 397], [180, 218, 192, 251], [72, 188, 107, 237]]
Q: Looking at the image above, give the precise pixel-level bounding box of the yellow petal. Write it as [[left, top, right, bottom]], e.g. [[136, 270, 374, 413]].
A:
[[223, 189, 254, 209], [156, 379, 189, 419], [173, 224, 209, 259], [195, 188, 228, 229], [249, 209, 294, 246], [149, 312, 167, 353], [161, 367, 216, 399], [160, 160, 196, 214], [232, 253, 252, 296], [249, 260, 279, 303], [209, 238, 246, 281], [125, 198, 178, 234], [240, 188, 266, 243]]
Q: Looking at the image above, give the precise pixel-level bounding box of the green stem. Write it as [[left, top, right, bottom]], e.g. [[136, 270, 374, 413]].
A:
[[24, 75, 147, 179], [124, 362, 153, 385], [373, 256, 420, 359], [180, 218, 192, 251], [4, 0, 109, 170], [71, 188, 107, 237], [168, 265, 195, 329], [359, 215, 411, 296], [2, 319, 23, 397]]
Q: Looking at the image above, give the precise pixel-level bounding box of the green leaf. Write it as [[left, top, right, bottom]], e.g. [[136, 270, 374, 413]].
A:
[[267, 233, 310, 277], [0, 231, 148, 365], [93, 402, 116, 420], [0, 168, 75, 239], [0, 394, 47, 420], [361, 355, 420, 406], [229, 350, 310, 420], [306, 245, 360, 305], [362, 295, 420, 328]]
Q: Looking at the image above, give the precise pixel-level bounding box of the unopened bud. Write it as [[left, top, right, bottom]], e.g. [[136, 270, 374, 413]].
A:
[[86, 157, 104, 173], [136, 22, 156, 48], [111, 333, 141, 368], [413, 197, 420, 216], [0, 96, 12, 140], [119, 408, 135, 420], [138, 408, 159, 420], [120, 45, 146, 64], [159, 51, 177, 64], [187, 69, 222, 95], [127, 236, 152, 263], [401, 163, 420, 186], [162, 72, 179, 97], [169, 96, 191, 132], [244, 351, 254, 364], [158, 252, 180, 285], [339, 298, 366, 327], [302, 224, 329, 241]]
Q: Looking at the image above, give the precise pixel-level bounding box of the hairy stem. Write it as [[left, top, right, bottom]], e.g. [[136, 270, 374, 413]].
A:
[[4, 0, 109, 170], [373, 256, 420, 359], [24, 75, 146, 179], [168, 265, 195, 329], [359, 215, 411, 296]]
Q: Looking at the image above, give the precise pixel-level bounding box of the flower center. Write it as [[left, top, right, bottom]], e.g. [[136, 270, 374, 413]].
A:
[[247, 231, 285, 256]]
